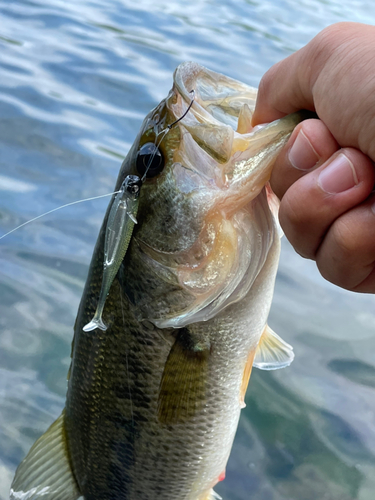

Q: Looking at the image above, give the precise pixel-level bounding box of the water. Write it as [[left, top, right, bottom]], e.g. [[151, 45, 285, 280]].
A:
[[0, 0, 375, 498]]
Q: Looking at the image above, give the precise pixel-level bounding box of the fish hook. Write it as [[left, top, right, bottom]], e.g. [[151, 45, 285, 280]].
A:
[[141, 90, 195, 181]]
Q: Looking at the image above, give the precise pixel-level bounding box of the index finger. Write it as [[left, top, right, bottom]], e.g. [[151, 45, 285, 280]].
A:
[[252, 49, 315, 125], [251, 22, 366, 127]]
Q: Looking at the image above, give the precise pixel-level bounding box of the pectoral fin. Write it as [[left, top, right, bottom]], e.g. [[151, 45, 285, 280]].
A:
[[10, 411, 80, 500], [253, 324, 294, 370], [158, 329, 210, 425]]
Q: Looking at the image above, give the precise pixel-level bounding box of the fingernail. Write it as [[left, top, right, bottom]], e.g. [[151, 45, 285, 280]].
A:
[[288, 130, 320, 171], [318, 154, 358, 194]]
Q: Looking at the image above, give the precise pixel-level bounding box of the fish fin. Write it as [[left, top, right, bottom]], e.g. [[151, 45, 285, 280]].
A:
[[10, 411, 80, 500], [240, 349, 256, 408], [158, 329, 210, 425], [198, 489, 222, 500], [253, 324, 294, 370]]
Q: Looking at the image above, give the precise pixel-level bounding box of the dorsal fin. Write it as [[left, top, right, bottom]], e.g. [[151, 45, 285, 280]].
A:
[[253, 324, 294, 370], [10, 411, 80, 500]]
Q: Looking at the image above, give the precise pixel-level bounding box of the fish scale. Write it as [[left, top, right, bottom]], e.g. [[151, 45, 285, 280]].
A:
[[66, 204, 279, 499]]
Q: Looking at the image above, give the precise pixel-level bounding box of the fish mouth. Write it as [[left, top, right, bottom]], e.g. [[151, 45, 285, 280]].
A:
[[170, 61, 304, 211], [173, 62, 258, 165], [135, 63, 307, 328]]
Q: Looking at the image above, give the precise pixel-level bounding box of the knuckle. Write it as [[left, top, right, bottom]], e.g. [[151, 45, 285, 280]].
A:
[[306, 23, 353, 88], [317, 260, 347, 290], [316, 202, 375, 291], [312, 22, 352, 52]]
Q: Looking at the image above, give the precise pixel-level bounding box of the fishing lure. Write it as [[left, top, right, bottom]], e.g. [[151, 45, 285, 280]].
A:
[[83, 175, 142, 332]]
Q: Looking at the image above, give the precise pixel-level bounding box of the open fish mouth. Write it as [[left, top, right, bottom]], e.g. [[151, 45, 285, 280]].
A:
[[171, 62, 302, 198], [131, 62, 305, 329]]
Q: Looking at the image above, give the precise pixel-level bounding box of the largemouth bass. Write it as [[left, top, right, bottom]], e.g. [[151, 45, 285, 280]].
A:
[[10, 62, 305, 500]]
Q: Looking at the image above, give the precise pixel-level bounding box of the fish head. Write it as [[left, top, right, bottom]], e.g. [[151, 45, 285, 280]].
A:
[[117, 62, 304, 328]]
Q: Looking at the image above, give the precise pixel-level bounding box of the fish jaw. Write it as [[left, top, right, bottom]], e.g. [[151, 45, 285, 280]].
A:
[[169, 78, 305, 216], [215, 112, 306, 216], [129, 64, 305, 328], [171, 62, 308, 215]]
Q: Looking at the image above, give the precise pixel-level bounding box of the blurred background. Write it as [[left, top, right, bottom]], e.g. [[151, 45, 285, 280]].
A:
[[0, 0, 375, 498]]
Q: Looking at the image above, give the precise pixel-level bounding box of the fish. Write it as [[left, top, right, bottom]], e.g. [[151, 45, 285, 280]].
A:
[[10, 62, 306, 500]]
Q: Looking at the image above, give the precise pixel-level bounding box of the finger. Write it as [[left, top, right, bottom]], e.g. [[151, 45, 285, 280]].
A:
[[252, 38, 316, 125], [279, 147, 375, 259], [252, 22, 375, 144], [270, 118, 339, 199], [316, 193, 375, 293], [252, 55, 308, 126]]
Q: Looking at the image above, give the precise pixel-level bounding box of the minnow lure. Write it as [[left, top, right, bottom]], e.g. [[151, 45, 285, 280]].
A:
[[83, 175, 142, 332]]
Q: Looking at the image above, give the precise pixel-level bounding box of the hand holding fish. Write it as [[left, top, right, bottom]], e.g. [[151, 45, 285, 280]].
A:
[[252, 22, 375, 293]]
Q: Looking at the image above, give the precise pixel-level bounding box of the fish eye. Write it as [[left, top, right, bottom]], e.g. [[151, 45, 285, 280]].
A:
[[136, 142, 164, 178]]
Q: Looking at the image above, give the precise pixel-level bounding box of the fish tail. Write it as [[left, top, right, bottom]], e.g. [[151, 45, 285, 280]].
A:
[[10, 410, 80, 500]]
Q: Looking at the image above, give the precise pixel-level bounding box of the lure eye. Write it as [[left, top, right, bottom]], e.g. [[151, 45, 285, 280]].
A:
[[125, 175, 142, 196], [136, 142, 164, 178]]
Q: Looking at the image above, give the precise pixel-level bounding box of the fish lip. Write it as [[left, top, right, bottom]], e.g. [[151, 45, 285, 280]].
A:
[[173, 62, 206, 107]]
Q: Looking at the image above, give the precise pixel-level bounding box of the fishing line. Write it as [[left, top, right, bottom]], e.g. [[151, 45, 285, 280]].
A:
[[0, 190, 121, 241], [141, 90, 195, 181], [1, 91, 196, 240], [167, 89, 195, 129]]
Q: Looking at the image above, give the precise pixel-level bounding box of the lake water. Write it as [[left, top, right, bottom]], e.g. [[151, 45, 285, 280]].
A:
[[1, 1, 375, 498]]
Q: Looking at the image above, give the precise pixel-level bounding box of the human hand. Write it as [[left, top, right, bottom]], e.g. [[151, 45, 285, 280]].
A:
[[252, 22, 375, 293]]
